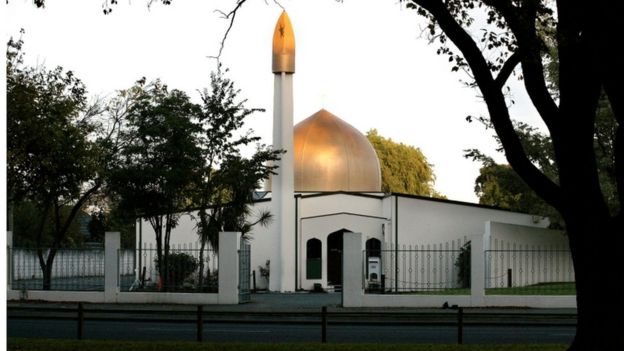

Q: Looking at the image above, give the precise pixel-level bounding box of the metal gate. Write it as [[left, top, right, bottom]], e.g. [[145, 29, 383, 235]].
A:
[[238, 240, 251, 303]]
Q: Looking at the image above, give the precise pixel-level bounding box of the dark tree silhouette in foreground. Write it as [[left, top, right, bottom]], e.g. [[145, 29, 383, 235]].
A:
[[403, 0, 622, 349]]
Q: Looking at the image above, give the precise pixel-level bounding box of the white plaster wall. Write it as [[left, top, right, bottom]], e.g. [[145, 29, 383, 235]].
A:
[[486, 221, 573, 288], [299, 193, 384, 219], [487, 221, 567, 249], [138, 213, 201, 249], [299, 213, 384, 290], [246, 201, 276, 291], [395, 196, 546, 247]]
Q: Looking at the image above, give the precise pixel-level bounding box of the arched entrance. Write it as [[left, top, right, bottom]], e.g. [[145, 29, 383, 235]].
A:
[[327, 229, 352, 286]]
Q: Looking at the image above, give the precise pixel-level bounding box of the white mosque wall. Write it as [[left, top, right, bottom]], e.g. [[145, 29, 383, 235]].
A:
[[298, 212, 385, 290], [298, 193, 385, 219], [246, 201, 276, 291], [137, 213, 202, 249], [393, 196, 548, 248]]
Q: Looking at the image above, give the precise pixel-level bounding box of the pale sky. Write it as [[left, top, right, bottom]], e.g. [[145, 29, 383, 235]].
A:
[[2, 0, 545, 203]]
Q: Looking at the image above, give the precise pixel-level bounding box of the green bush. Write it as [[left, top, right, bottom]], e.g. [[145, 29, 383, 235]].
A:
[[455, 242, 471, 288], [155, 252, 199, 289]]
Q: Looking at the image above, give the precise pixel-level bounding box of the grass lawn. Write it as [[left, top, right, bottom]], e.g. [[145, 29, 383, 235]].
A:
[[7, 339, 568, 351], [369, 282, 575, 296], [485, 282, 576, 295]]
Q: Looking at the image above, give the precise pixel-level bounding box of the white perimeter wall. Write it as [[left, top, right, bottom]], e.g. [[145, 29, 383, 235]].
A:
[[393, 196, 548, 247], [485, 221, 572, 288]]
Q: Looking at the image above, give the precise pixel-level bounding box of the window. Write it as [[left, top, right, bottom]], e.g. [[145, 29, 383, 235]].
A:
[[306, 238, 322, 279]]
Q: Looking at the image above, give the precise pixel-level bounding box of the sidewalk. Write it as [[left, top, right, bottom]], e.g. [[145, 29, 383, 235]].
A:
[[7, 291, 577, 315]]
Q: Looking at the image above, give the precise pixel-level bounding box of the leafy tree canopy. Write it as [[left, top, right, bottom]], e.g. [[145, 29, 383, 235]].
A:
[[7, 32, 113, 289], [366, 129, 442, 198]]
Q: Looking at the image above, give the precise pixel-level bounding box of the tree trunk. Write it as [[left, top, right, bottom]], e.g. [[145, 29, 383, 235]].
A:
[[197, 240, 206, 292], [38, 247, 57, 291], [566, 214, 624, 350]]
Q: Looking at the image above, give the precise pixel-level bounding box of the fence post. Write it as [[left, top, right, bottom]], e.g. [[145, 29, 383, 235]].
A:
[[321, 306, 327, 343], [252, 270, 257, 293], [457, 307, 464, 344], [196, 305, 203, 342], [342, 232, 363, 307], [218, 232, 241, 304], [104, 232, 120, 303], [7, 231, 13, 291], [470, 233, 486, 304], [507, 268, 512, 288], [77, 303, 84, 340]]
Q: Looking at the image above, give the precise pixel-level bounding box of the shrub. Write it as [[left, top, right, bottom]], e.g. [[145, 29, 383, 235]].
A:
[[455, 241, 471, 288], [155, 252, 199, 289]]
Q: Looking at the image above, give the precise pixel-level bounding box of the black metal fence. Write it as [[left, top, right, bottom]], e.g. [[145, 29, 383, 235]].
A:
[[238, 241, 251, 303], [485, 249, 575, 295], [119, 246, 218, 293], [367, 244, 468, 294]]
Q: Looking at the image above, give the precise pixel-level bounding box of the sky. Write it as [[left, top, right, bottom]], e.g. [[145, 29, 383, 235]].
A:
[[2, 0, 545, 203]]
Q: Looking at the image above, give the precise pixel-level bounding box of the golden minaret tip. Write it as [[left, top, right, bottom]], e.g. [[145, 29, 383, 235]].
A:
[[272, 11, 295, 73]]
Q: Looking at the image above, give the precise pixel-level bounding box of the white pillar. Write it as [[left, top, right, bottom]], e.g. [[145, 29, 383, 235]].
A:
[[470, 232, 486, 305], [271, 72, 296, 292], [342, 232, 363, 307], [218, 231, 241, 304], [104, 231, 120, 303]]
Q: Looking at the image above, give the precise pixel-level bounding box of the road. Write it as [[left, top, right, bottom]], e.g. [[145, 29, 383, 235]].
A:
[[8, 318, 575, 344]]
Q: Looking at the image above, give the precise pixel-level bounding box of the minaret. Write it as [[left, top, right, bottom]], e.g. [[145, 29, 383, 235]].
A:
[[271, 11, 296, 292]]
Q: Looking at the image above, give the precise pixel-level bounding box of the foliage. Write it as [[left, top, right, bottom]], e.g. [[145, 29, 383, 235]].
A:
[[366, 129, 442, 197], [108, 78, 203, 288], [194, 69, 281, 252], [455, 242, 471, 289], [27, 0, 173, 15], [7, 32, 111, 289], [11, 201, 84, 248], [258, 260, 270, 281], [87, 205, 136, 248], [154, 252, 198, 289], [403, 0, 622, 347], [466, 97, 618, 227]]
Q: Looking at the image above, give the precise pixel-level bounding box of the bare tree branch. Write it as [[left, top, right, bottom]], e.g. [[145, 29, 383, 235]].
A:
[[208, 0, 249, 67]]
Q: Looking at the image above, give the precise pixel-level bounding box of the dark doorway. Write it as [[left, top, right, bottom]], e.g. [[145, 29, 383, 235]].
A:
[[306, 238, 322, 279], [327, 229, 351, 286]]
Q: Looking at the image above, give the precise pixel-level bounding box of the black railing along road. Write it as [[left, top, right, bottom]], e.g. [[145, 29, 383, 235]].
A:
[[7, 304, 577, 344]]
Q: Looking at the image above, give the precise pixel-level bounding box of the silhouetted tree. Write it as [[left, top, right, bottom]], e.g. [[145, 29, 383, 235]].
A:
[[403, 1, 622, 348]]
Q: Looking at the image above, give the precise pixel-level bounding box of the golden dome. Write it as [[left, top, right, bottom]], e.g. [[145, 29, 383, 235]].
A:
[[293, 109, 381, 192]]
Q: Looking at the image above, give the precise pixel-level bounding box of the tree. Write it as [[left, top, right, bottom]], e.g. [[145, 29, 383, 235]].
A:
[[108, 78, 204, 290], [192, 69, 281, 289], [404, 0, 622, 348], [7, 33, 110, 289], [26, 0, 173, 15], [12, 201, 84, 248], [366, 129, 442, 197], [465, 119, 561, 225]]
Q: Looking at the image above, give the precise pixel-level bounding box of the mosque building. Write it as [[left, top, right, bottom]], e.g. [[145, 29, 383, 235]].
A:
[[139, 11, 567, 293]]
